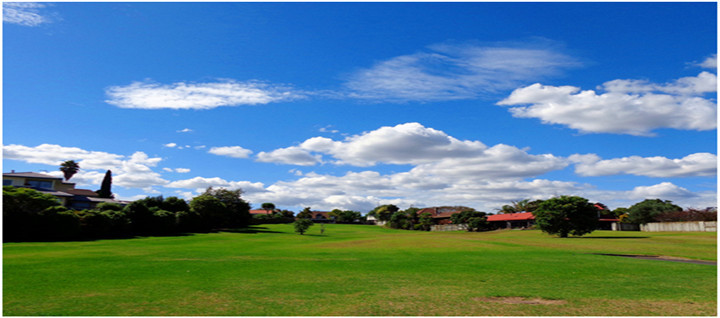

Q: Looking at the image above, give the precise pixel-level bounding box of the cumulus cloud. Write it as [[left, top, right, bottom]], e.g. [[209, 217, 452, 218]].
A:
[[627, 182, 697, 200], [570, 152, 717, 177], [3, 2, 52, 26], [344, 41, 579, 102], [3, 144, 168, 189], [208, 146, 253, 159], [498, 71, 717, 136], [165, 176, 266, 194], [105, 80, 303, 110]]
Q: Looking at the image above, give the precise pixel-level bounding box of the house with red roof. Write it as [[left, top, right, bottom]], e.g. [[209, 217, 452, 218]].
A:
[[486, 204, 621, 230], [415, 207, 464, 225]]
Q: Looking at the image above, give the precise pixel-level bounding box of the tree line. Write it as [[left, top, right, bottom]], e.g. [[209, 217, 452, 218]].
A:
[[3, 186, 252, 242]]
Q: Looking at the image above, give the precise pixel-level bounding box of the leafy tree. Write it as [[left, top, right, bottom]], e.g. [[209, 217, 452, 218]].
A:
[[450, 210, 491, 231], [627, 199, 682, 224], [3, 186, 62, 215], [123, 199, 155, 234], [389, 211, 410, 229], [279, 209, 295, 218], [417, 212, 434, 231], [654, 208, 717, 222], [370, 204, 399, 222], [293, 218, 314, 235], [498, 199, 543, 214], [534, 196, 599, 237], [296, 207, 313, 219], [95, 202, 124, 211], [96, 170, 114, 198], [162, 196, 189, 213], [199, 187, 251, 228], [59, 160, 80, 181], [189, 194, 227, 229], [261, 202, 276, 213]]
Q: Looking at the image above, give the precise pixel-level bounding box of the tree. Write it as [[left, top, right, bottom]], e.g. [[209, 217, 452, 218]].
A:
[[370, 204, 399, 222], [199, 187, 251, 228], [389, 211, 409, 229], [498, 199, 543, 214], [534, 196, 599, 237], [96, 170, 114, 198], [296, 207, 313, 219], [293, 218, 314, 235], [450, 210, 491, 232], [59, 160, 80, 181], [417, 212, 434, 231], [261, 202, 276, 213], [627, 199, 682, 225], [162, 196, 189, 213]]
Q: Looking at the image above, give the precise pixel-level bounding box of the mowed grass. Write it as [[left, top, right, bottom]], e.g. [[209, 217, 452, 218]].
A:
[[3, 224, 717, 316]]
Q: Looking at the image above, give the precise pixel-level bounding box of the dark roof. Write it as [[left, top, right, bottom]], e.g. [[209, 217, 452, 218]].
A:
[[32, 188, 74, 197], [65, 189, 99, 197], [416, 207, 462, 218], [3, 172, 62, 180]]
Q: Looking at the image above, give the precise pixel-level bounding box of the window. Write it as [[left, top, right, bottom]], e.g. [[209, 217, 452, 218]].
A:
[[3, 180, 12, 186], [26, 180, 53, 188]]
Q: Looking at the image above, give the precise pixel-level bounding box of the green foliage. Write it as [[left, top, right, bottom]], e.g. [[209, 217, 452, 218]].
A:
[[176, 210, 208, 232], [261, 202, 276, 211], [296, 207, 313, 219], [197, 187, 251, 228], [499, 199, 543, 213], [123, 199, 155, 234], [95, 202, 124, 211], [162, 196, 190, 213], [371, 204, 399, 222], [76, 209, 130, 238], [150, 208, 178, 235], [417, 212, 433, 231], [59, 160, 80, 181], [293, 218, 314, 235], [534, 196, 599, 237], [330, 209, 363, 223], [389, 211, 410, 229], [450, 210, 491, 231], [627, 199, 682, 224], [36, 206, 81, 240], [3, 186, 66, 241]]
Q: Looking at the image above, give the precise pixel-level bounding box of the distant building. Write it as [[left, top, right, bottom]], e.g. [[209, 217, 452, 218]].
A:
[[3, 171, 128, 210], [415, 207, 464, 225]]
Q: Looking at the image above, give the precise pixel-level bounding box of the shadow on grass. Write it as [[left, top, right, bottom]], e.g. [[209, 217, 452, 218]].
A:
[[222, 226, 286, 234], [567, 236, 650, 239]]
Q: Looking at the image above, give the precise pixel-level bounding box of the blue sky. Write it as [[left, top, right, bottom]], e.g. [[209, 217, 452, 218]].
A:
[[3, 2, 717, 213]]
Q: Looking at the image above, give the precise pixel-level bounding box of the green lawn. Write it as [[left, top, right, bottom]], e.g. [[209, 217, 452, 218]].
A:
[[3, 224, 717, 316]]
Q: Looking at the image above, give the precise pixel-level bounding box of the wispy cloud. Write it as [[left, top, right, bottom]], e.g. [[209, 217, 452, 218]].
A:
[[208, 146, 253, 159], [3, 2, 53, 26], [570, 153, 717, 177], [343, 41, 580, 102], [105, 80, 304, 110]]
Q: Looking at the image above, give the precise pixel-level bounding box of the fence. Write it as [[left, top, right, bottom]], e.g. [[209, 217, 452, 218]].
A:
[[640, 221, 717, 232], [430, 224, 467, 232]]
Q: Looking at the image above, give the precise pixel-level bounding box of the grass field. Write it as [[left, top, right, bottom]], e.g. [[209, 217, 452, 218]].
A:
[[3, 224, 717, 316]]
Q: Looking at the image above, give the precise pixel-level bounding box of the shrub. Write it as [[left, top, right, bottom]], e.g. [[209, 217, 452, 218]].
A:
[[35, 206, 81, 240]]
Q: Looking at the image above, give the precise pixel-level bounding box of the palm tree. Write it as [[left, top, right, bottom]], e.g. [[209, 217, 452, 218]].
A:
[[59, 160, 80, 181]]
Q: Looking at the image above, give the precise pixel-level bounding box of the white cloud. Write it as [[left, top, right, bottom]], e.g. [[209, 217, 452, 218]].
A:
[[105, 80, 303, 110], [177, 128, 193, 133], [697, 54, 717, 69], [344, 41, 579, 102], [571, 152, 717, 177], [208, 146, 253, 159], [163, 142, 178, 148], [498, 72, 717, 136], [3, 144, 168, 189], [3, 2, 52, 26], [627, 182, 697, 200], [165, 176, 266, 194], [175, 168, 191, 173], [256, 147, 323, 166]]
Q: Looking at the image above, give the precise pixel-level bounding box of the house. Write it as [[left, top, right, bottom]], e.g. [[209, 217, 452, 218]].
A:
[[416, 207, 463, 225], [249, 209, 276, 216], [3, 171, 127, 210], [487, 204, 622, 230], [310, 211, 333, 223], [487, 212, 535, 229]]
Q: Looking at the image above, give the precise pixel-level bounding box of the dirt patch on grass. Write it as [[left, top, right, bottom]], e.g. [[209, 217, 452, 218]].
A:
[[594, 253, 717, 265], [474, 296, 567, 305]]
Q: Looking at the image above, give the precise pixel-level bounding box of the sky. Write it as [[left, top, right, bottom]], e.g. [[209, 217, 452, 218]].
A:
[[2, 2, 717, 213]]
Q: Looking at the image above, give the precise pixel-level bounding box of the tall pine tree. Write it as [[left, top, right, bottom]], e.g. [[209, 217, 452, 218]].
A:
[[96, 170, 114, 198]]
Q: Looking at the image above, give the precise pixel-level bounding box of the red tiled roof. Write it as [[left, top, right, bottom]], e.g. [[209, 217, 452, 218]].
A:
[[249, 209, 274, 215], [487, 212, 535, 222]]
